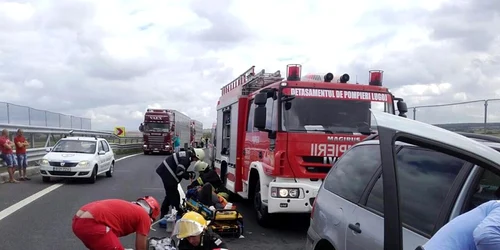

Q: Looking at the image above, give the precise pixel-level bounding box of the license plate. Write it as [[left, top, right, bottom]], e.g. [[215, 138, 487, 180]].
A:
[[53, 167, 71, 171]]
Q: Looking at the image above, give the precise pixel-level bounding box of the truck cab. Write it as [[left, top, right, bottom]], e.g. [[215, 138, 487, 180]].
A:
[[139, 109, 173, 154], [214, 64, 408, 226]]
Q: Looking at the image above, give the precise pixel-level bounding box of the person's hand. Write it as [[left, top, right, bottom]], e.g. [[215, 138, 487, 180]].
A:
[[188, 171, 196, 179]]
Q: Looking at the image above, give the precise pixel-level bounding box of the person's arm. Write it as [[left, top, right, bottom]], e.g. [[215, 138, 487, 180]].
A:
[[209, 232, 228, 249], [15, 138, 23, 148], [135, 214, 152, 250], [135, 233, 148, 250], [473, 204, 500, 250]]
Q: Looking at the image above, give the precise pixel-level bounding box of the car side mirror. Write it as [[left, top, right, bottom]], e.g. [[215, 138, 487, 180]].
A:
[[98, 150, 106, 155], [397, 100, 408, 113], [45, 147, 52, 152], [254, 106, 267, 130]]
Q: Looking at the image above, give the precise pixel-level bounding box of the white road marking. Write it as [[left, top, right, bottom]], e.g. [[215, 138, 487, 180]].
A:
[[0, 153, 142, 222], [0, 183, 64, 221]]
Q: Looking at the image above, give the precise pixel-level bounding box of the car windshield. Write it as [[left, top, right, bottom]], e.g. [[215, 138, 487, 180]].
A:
[[52, 140, 97, 154], [144, 123, 170, 132], [282, 88, 393, 134]]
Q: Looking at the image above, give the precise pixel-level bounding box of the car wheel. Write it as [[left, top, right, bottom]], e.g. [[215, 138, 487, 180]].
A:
[[88, 166, 97, 184], [106, 162, 114, 177], [254, 178, 273, 227], [42, 176, 50, 183]]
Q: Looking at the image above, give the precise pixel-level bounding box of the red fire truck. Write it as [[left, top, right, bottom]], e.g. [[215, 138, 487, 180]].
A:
[[139, 109, 191, 154], [213, 64, 408, 226]]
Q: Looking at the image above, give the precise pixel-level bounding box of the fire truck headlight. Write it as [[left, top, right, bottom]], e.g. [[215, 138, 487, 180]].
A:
[[279, 189, 288, 197], [143, 144, 147, 148], [271, 187, 300, 198], [288, 189, 299, 198]]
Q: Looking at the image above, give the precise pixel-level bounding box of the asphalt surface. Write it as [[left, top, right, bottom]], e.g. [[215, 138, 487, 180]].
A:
[[0, 153, 309, 250]]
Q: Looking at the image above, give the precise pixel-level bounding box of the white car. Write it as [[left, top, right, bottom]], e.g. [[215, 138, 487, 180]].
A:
[[39, 136, 115, 183]]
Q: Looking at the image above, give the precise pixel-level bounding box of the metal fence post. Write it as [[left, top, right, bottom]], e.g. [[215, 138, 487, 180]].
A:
[[28, 108, 32, 125], [412, 108, 417, 120], [484, 100, 489, 132], [45, 111, 48, 126], [6, 103, 10, 123]]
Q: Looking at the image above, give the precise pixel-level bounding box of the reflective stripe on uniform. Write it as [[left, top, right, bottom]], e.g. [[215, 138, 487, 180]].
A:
[[163, 159, 180, 183]]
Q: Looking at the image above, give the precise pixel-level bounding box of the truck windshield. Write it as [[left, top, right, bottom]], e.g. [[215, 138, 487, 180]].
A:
[[144, 123, 170, 132], [281, 89, 393, 134]]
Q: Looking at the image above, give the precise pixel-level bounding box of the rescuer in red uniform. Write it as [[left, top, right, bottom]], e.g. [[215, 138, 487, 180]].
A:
[[72, 196, 160, 250]]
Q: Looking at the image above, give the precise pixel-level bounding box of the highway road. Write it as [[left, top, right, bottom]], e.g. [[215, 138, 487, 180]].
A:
[[0, 153, 308, 250]]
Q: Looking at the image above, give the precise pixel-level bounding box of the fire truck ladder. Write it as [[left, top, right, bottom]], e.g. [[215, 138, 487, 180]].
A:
[[241, 69, 284, 96]]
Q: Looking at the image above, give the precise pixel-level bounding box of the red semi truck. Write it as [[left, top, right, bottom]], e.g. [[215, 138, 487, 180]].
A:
[[139, 109, 191, 154], [213, 64, 408, 226]]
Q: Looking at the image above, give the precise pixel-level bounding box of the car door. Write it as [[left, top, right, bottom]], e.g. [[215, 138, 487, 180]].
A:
[[371, 110, 500, 250], [316, 143, 382, 250], [97, 141, 106, 171], [346, 145, 468, 250], [101, 140, 112, 169]]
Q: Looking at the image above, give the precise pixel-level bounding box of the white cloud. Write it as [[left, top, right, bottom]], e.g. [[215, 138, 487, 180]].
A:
[[0, 0, 498, 131]]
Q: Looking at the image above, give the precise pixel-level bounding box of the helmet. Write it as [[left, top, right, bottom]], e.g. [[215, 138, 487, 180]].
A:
[[172, 211, 208, 239], [193, 161, 208, 172], [218, 192, 229, 200], [136, 196, 160, 221], [191, 148, 205, 161]]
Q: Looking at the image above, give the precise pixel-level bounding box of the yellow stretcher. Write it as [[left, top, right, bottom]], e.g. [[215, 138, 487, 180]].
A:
[[182, 198, 244, 238]]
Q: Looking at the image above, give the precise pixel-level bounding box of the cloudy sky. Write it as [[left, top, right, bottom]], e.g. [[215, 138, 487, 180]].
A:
[[0, 0, 498, 131]]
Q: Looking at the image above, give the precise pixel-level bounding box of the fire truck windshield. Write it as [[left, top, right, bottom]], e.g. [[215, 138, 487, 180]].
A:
[[281, 91, 393, 134], [144, 123, 170, 132]]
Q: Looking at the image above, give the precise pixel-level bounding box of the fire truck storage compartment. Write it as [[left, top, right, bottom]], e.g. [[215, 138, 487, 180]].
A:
[[216, 102, 239, 185]]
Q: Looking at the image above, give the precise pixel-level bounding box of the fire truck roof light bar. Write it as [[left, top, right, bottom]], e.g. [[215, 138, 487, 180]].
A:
[[369, 70, 383, 86]]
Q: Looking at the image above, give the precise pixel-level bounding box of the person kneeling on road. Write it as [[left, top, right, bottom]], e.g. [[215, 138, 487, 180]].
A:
[[187, 161, 223, 192], [156, 148, 205, 224], [72, 196, 160, 250], [418, 200, 500, 250], [173, 211, 228, 250]]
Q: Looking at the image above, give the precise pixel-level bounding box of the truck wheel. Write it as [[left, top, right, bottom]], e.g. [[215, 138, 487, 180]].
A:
[[144, 151, 150, 155], [253, 178, 273, 227]]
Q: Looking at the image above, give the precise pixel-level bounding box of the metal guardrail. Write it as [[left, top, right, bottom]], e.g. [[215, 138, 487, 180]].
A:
[[0, 123, 143, 167], [0, 101, 92, 129], [0, 143, 143, 167]]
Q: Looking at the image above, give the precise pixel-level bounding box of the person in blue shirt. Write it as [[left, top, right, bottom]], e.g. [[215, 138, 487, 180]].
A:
[[173, 134, 181, 153], [420, 200, 500, 250]]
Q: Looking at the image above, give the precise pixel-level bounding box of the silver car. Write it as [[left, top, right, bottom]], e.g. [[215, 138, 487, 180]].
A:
[[306, 110, 500, 250]]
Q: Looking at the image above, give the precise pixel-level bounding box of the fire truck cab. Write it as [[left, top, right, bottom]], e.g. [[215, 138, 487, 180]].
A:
[[214, 64, 408, 227]]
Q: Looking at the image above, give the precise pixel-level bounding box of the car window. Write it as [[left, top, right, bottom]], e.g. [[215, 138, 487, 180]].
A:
[[101, 141, 110, 152], [98, 141, 104, 152], [468, 168, 500, 210], [365, 146, 466, 236], [323, 144, 381, 203]]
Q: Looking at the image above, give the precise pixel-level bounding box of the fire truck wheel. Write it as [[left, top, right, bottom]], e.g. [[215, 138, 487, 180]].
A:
[[254, 178, 273, 227]]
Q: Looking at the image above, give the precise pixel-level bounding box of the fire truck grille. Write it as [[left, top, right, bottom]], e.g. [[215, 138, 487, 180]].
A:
[[302, 156, 323, 164], [304, 166, 331, 174]]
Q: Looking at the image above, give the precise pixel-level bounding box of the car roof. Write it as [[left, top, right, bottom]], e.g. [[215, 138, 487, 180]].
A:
[[371, 109, 500, 165], [61, 137, 100, 141]]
